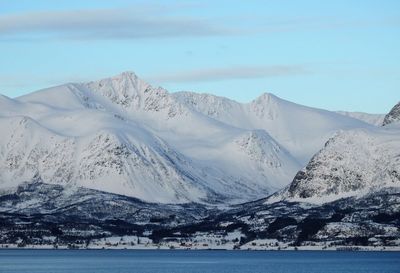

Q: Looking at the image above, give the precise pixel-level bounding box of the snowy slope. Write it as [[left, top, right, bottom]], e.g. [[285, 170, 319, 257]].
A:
[[268, 126, 400, 204], [336, 111, 385, 126], [0, 116, 213, 203], [0, 71, 372, 204], [174, 92, 369, 164]]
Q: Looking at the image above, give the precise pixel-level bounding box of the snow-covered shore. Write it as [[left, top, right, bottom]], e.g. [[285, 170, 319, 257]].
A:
[[2, 236, 399, 252]]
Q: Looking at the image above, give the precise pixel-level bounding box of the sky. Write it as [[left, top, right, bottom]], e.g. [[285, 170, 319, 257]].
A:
[[0, 0, 399, 114]]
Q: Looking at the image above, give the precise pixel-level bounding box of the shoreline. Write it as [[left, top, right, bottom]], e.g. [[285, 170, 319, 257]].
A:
[[1, 245, 400, 252]]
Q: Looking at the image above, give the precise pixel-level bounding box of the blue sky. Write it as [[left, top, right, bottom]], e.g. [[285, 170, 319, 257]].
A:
[[0, 0, 399, 113]]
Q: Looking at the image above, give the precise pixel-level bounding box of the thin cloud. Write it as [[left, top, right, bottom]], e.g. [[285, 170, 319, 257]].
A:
[[0, 6, 392, 41], [148, 65, 310, 83], [0, 8, 229, 40]]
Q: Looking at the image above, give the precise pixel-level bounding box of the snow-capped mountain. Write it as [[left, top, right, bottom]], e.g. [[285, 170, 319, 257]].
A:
[[269, 102, 400, 204], [383, 102, 400, 126], [174, 91, 369, 164], [285, 129, 399, 203], [0, 115, 212, 204], [1, 71, 399, 250], [0, 71, 372, 204]]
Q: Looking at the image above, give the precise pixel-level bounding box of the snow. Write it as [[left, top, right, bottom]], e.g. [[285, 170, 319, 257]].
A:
[[336, 111, 385, 126], [174, 91, 370, 165], [0, 71, 379, 204], [270, 125, 400, 204]]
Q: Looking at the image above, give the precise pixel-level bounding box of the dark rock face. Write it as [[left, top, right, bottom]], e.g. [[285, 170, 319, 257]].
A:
[[207, 187, 400, 247], [383, 102, 400, 126], [0, 182, 209, 225], [1, 181, 399, 248]]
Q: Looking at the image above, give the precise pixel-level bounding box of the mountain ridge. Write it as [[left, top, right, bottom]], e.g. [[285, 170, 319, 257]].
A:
[[0, 71, 383, 205], [0, 71, 399, 250]]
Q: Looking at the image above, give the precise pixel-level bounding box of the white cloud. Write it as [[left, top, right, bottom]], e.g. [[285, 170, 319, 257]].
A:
[[148, 65, 310, 83], [0, 8, 229, 40]]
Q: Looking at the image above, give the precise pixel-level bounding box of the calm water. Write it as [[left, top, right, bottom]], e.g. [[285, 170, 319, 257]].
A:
[[0, 250, 399, 273]]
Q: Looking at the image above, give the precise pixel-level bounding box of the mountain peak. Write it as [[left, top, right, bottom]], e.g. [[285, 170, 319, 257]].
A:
[[81, 71, 189, 118], [383, 101, 400, 126], [89, 71, 149, 90], [84, 71, 152, 109], [253, 92, 279, 104], [249, 93, 282, 120]]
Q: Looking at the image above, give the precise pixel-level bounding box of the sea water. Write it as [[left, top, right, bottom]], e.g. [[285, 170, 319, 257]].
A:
[[0, 250, 399, 273]]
